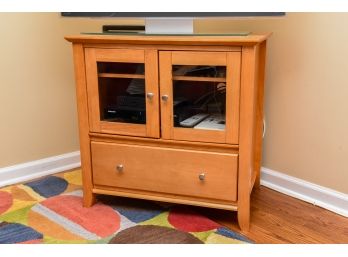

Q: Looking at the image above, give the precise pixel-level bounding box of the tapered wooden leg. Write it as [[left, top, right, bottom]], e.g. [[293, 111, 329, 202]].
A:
[[83, 190, 96, 207], [254, 172, 261, 188], [237, 200, 250, 231], [72, 43, 96, 209]]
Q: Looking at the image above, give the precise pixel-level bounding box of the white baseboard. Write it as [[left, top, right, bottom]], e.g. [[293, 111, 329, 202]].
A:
[[261, 167, 348, 217], [0, 151, 81, 188]]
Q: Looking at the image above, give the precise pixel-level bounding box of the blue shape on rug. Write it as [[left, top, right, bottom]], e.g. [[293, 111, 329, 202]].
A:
[[101, 197, 165, 223], [0, 222, 43, 243], [25, 176, 68, 198], [216, 227, 253, 243], [116, 206, 163, 223]]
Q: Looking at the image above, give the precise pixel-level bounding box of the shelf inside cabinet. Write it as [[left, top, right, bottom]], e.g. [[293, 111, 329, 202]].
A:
[[172, 76, 226, 83], [98, 73, 145, 79]]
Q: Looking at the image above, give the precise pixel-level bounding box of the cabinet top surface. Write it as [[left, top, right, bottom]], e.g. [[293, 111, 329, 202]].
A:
[[65, 33, 271, 46]]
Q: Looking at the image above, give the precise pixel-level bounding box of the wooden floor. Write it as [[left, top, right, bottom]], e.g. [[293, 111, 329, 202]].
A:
[[199, 186, 348, 243]]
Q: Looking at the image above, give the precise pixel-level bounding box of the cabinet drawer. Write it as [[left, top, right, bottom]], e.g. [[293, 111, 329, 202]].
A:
[[91, 141, 238, 202]]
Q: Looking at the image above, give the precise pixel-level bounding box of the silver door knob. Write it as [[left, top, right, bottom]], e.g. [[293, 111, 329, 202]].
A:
[[146, 92, 154, 100], [161, 95, 169, 101], [116, 164, 124, 172], [198, 173, 206, 181]]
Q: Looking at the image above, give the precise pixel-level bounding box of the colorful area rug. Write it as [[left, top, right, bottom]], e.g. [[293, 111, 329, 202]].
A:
[[0, 169, 251, 244]]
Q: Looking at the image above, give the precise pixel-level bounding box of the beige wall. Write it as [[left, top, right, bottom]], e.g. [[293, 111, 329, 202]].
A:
[[0, 13, 347, 194], [0, 13, 142, 167]]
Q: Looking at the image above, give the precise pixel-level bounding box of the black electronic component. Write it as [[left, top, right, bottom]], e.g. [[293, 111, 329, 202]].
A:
[[104, 95, 146, 124]]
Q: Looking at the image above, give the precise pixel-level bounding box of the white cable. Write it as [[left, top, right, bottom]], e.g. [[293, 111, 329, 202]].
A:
[[262, 118, 266, 138]]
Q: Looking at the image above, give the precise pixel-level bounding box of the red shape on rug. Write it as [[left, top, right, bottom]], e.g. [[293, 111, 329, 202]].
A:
[[168, 207, 221, 232], [41, 195, 120, 237], [0, 191, 13, 214]]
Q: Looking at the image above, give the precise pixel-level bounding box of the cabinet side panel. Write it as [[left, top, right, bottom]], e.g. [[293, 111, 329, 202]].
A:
[[72, 43, 95, 206], [226, 52, 242, 144], [254, 41, 267, 188], [238, 45, 258, 231]]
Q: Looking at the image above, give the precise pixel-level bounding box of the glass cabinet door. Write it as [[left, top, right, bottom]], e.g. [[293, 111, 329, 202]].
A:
[[85, 48, 160, 138], [159, 51, 241, 144]]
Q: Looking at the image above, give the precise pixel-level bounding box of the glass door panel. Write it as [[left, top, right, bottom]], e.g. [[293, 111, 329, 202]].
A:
[[97, 62, 146, 124], [172, 65, 227, 131], [160, 51, 241, 144], [85, 48, 159, 138]]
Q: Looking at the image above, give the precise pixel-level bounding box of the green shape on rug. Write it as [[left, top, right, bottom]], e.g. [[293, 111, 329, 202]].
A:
[[191, 229, 217, 242], [0, 204, 34, 226]]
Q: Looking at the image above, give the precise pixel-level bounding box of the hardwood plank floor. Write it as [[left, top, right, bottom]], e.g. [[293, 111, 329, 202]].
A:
[[199, 186, 348, 243]]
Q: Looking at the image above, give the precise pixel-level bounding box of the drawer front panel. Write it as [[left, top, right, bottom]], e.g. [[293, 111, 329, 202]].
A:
[[91, 141, 238, 202]]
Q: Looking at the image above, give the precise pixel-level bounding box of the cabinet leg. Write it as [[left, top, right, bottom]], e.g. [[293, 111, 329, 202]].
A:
[[83, 190, 96, 207], [237, 202, 250, 231], [254, 169, 261, 188]]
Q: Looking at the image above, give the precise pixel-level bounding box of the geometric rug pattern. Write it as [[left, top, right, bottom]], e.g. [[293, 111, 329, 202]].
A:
[[0, 169, 252, 244]]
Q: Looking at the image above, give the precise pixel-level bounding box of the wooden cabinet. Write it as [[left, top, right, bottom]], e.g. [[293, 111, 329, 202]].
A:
[[66, 34, 270, 231]]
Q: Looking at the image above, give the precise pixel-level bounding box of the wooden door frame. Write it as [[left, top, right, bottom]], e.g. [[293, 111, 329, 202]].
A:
[[84, 48, 160, 138], [159, 50, 241, 144]]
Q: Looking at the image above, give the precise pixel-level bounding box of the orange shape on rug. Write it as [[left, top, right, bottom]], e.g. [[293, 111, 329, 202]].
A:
[[41, 195, 120, 238], [11, 186, 36, 202]]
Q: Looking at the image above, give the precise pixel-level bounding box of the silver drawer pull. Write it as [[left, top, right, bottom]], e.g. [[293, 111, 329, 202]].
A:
[[146, 92, 154, 100], [116, 164, 124, 172], [198, 173, 206, 181]]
